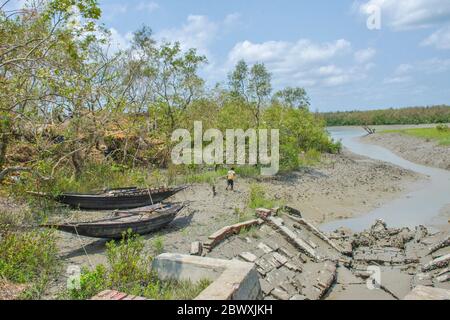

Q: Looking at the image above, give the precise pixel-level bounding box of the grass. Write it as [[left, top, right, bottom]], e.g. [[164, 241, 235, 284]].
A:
[[65, 231, 210, 300], [382, 125, 450, 146], [248, 184, 281, 209], [298, 149, 322, 167]]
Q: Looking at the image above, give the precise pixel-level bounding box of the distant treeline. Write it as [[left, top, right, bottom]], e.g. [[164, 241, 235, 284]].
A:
[[321, 105, 450, 126]]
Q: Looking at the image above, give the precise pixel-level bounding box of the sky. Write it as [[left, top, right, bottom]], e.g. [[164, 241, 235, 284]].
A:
[[7, 0, 450, 112]]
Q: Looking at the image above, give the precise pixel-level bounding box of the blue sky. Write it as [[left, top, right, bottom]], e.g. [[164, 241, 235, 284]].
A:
[[9, 0, 450, 111]]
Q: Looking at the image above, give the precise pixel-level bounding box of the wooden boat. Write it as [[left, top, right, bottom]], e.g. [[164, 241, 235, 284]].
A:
[[41, 203, 184, 239], [29, 186, 187, 210]]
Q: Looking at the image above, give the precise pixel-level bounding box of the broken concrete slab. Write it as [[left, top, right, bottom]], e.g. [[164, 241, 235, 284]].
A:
[[239, 252, 258, 263], [152, 253, 262, 300], [378, 268, 413, 299], [336, 266, 365, 285], [190, 241, 203, 256], [259, 279, 274, 295], [290, 215, 346, 255], [257, 242, 274, 254], [266, 216, 318, 260], [204, 219, 263, 251], [429, 236, 450, 255], [271, 288, 290, 300], [404, 285, 450, 300], [326, 283, 396, 300], [422, 254, 450, 272]]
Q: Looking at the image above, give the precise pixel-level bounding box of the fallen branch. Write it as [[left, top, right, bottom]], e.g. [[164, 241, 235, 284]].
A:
[[0, 166, 51, 183], [362, 126, 376, 135]]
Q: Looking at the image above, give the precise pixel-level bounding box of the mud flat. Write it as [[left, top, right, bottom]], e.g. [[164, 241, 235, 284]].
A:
[[364, 132, 450, 171]]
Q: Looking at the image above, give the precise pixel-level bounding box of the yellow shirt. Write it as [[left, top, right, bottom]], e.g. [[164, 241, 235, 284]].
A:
[[227, 170, 236, 181]]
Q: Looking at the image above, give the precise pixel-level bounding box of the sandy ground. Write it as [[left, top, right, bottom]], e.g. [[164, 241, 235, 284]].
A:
[[364, 132, 450, 170]]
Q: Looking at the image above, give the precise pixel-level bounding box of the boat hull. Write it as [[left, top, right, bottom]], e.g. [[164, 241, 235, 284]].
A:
[[56, 187, 186, 210], [45, 204, 183, 239]]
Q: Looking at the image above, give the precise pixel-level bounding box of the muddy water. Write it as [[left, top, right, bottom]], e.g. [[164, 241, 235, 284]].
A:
[[321, 127, 450, 232]]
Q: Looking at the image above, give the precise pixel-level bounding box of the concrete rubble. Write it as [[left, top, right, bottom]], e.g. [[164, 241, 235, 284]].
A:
[[201, 208, 450, 300]]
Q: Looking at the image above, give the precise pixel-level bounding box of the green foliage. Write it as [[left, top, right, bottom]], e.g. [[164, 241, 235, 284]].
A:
[[0, 229, 60, 288], [248, 184, 279, 209], [436, 124, 449, 132], [66, 231, 210, 300], [68, 265, 108, 300], [1, 1, 338, 192], [382, 127, 450, 146], [272, 87, 310, 109], [263, 104, 341, 171], [322, 105, 450, 126]]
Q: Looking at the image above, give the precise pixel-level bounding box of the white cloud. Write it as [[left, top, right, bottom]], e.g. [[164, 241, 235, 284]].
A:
[[354, 48, 376, 63], [106, 28, 133, 52], [156, 15, 218, 56], [384, 58, 450, 84], [383, 76, 412, 84], [136, 1, 159, 13], [357, 0, 450, 30], [421, 26, 450, 49], [226, 38, 376, 88], [228, 39, 351, 67]]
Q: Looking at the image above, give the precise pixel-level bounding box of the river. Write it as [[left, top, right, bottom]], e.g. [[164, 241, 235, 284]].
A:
[[320, 127, 450, 232]]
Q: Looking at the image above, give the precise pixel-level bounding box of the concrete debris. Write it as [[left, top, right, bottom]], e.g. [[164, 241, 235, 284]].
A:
[[266, 216, 319, 260], [429, 236, 450, 255], [404, 285, 450, 300], [204, 219, 261, 251], [239, 252, 258, 263], [422, 254, 450, 272], [271, 288, 290, 300], [202, 206, 450, 300], [190, 241, 203, 256], [282, 206, 303, 218]]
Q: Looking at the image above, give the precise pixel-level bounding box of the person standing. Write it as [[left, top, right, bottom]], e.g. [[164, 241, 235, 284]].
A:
[[226, 167, 237, 191]]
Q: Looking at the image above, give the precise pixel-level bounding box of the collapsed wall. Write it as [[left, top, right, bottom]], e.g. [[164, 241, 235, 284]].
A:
[[198, 208, 450, 300]]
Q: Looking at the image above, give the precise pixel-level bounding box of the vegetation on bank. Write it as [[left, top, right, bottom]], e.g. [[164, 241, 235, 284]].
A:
[[321, 105, 450, 126], [0, 0, 339, 197], [382, 125, 450, 146], [65, 231, 210, 300], [0, 227, 60, 299]]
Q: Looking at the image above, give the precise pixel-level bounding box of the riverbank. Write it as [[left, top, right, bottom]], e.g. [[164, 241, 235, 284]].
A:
[[363, 132, 450, 171]]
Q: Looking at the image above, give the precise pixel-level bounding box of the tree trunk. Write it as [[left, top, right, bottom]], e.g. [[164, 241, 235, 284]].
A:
[[0, 132, 8, 172], [71, 149, 84, 179]]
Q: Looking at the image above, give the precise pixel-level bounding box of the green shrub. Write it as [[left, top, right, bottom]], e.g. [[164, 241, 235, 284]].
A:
[[67, 265, 108, 300], [67, 231, 209, 300], [0, 229, 60, 285], [248, 184, 278, 209], [436, 124, 449, 132]]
